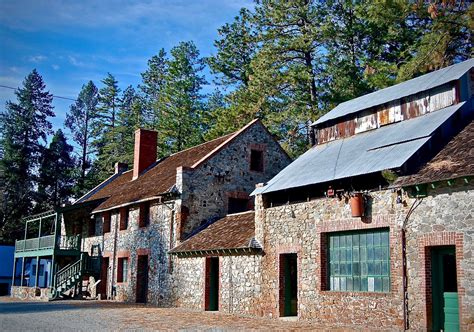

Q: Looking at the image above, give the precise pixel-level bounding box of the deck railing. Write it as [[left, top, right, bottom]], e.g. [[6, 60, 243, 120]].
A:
[[15, 234, 81, 253]]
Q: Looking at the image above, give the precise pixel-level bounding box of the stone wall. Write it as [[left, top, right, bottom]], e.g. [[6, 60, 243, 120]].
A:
[[11, 286, 50, 301], [178, 121, 291, 237], [404, 183, 474, 331], [254, 182, 473, 330], [171, 254, 262, 316]]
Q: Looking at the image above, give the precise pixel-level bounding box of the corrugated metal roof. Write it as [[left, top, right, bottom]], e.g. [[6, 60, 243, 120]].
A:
[[254, 103, 465, 195], [312, 58, 473, 126]]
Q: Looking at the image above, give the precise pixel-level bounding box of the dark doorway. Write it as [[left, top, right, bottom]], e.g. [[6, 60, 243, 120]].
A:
[[431, 246, 459, 331], [136, 255, 149, 303], [205, 257, 219, 311], [280, 253, 297, 317], [99, 257, 109, 299]]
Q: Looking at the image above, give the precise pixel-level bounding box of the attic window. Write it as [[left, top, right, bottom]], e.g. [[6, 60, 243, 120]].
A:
[[250, 149, 264, 172]]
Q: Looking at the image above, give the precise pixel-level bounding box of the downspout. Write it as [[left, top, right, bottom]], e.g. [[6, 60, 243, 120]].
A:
[[402, 196, 423, 330], [110, 212, 119, 300]]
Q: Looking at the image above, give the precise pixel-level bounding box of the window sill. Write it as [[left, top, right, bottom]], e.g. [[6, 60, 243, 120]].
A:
[[319, 290, 392, 297]]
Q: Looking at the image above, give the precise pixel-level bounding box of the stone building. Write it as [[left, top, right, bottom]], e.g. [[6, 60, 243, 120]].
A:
[[11, 119, 291, 303], [10, 58, 473, 330], [168, 59, 473, 331]]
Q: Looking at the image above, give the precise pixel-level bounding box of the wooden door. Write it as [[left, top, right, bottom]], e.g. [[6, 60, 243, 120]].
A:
[[205, 257, 219, 311], [431, 246, 458, 331], [136, 255, 149, 303], [98, 257, 109, 299]]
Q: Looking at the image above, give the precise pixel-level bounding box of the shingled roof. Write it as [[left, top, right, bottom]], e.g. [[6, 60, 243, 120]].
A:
[[92, 132, 234, 212], [394, 120, 474, 187], [75, 170, 133, 204], [169, 211, 260, 256], [89, 119, 266, 213]]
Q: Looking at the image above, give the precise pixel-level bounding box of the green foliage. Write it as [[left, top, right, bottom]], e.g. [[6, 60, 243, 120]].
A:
[[153, 41, 207, 155], [0, 69, 54, 240], [65, 81, 99, 196], [93, 73, 122, 180], [37, 129, 76, 210], [139, 49, 168, 128]]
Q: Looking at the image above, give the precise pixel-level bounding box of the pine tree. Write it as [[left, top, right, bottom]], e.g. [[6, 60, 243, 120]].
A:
[[102, 86, 145, 168], [37, 129, 75, 210], [397, 1, 473, 81], [139, 49, 168, 128], [94, 73, 121, 180], [0, 69, 54, 240], [158, 41, 207, 155], [65, 81, 99, 196], [207, 8, 257, 88]]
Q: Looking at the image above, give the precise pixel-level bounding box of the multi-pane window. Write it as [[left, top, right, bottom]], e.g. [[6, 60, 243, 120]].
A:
[[328, 228, 390, 292], [117, 257, 128, 283]]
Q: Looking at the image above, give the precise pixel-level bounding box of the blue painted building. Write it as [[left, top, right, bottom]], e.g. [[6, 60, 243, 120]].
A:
[[0, 245, 14, 295]]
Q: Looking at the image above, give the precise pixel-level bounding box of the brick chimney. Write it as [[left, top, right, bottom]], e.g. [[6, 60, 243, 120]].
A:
[[133, 129, 158, 180]]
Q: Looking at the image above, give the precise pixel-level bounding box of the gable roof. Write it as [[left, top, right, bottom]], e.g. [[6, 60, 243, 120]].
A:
[[91, 119, 266, 213], [393, 119, 474, 187], [253, 102, 466, 195], [169, 211, 259, 255], [75, 170, 133, 204], [313, 58, 474, 126]]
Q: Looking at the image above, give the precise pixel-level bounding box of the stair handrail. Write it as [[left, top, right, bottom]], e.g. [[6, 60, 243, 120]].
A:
[[54, 255, 84, 290]]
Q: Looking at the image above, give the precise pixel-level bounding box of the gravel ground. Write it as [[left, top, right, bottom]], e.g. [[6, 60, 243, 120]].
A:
[[0, 297, 335, 331]]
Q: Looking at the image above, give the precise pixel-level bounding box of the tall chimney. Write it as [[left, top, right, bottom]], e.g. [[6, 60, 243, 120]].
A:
[[133, 129, 157, 180]]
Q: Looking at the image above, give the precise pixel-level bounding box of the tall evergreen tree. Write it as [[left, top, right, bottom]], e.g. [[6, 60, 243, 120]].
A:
[[0, 69, 54, 239], [397, 1, 473, 80], [207, 8, 258, 88], [37, 129, 75, 210], [139, 49, 168, 128], [158, 41, 207, 155], [65, 81, 99, 196], [102, 86, 145, 168], [94, 73, 121, 180]]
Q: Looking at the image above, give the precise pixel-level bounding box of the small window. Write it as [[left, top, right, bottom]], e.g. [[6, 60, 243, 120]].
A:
[[250, 149, 264, 172], [327, 228, 390, 292], [139, 202, 150, 228], [119, 207, 129, 230], [103, 211, 111, 233], [117, 257, 128, 283], [228, 197, 249, 214], [88, 219, 96, 237]]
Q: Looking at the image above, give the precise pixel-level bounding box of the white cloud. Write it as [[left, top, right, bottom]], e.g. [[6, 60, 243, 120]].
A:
[[52, 64, 60, 70], [28, 55, 47, 63]]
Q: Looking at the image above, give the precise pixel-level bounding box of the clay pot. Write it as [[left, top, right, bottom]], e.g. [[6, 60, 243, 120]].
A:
[[350, 193, 364, 217]]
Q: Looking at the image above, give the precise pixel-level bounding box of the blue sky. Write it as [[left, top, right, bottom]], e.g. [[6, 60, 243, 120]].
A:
[[0, 0, 253, 135]]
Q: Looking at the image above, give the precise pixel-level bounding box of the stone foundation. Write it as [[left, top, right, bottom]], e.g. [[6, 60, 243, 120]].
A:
[[11, 286, 50, 301]]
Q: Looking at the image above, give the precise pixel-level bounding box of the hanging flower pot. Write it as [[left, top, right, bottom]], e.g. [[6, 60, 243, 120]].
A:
[[350, 193, 364, 217]]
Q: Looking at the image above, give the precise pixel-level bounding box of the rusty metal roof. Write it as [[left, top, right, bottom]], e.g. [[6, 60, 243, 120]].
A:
[[254, 103, 466, 195], [313, 58, 473, 126]]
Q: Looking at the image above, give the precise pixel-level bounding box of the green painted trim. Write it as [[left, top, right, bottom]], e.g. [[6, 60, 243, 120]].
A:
[[14, 249, 54, 258]]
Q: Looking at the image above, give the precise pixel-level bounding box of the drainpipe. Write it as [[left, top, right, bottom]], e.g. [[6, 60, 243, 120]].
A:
[[402, 196, 423, 330], [110, 212, 119, 300]]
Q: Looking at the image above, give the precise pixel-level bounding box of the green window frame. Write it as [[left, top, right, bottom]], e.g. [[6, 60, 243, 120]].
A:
[[328, 228, 390, 292]]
